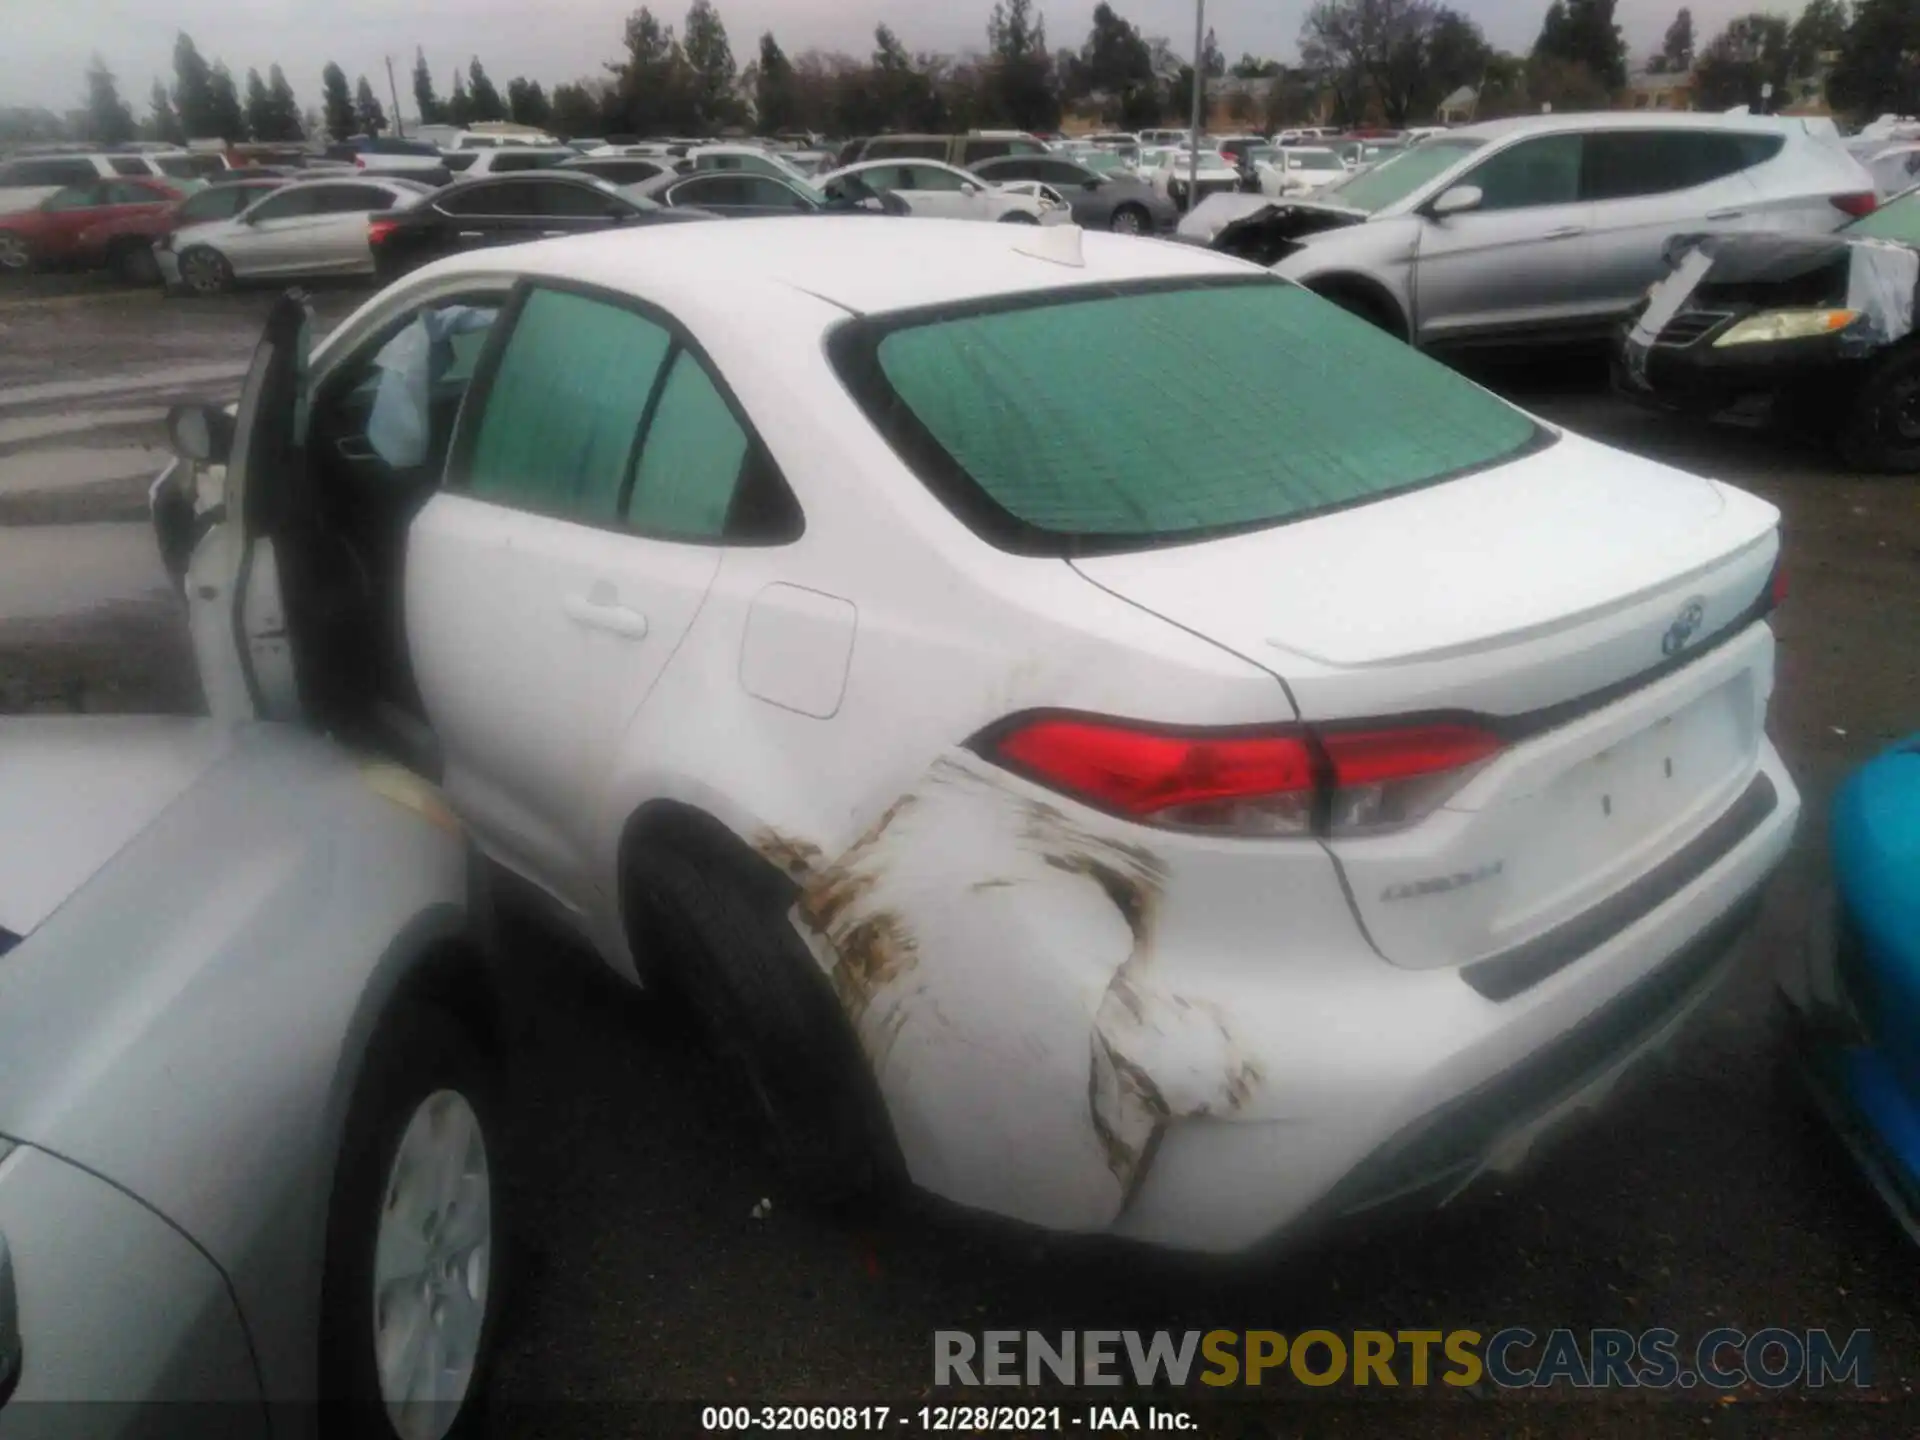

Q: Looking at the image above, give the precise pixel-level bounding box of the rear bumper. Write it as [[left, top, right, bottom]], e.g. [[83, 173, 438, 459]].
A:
[[1110, 741, 1799, 1251]]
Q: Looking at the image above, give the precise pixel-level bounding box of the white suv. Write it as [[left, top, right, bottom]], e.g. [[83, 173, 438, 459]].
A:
[[155, 218, 1797, 1253], [1215, 112, 1877, 351], [0, 151, 195, 214]]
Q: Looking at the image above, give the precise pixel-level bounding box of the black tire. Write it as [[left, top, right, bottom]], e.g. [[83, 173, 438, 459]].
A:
[[998, 211, 1041, 224], [1108, 204, 1150, 235], [111, 240, 161, 287], [319, 1001, 505, 1440], [0, 231, 30, 275], [627, 843, 892, 1206], [177, 246, 233, 297], [1837, 342, 1920, 473]]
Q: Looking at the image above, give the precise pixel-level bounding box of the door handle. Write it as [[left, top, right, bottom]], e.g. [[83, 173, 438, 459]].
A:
[[457, 230, 483, 239], [541, 229, 566, 237], [1706, 209, 1746, 221], [562, 594, 649, 639], [336, 435, 378, 462], [1545, 225, 1587, 239]]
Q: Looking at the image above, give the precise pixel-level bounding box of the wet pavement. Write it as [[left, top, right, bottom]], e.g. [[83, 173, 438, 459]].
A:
[[2, 281, 1918, 1437]]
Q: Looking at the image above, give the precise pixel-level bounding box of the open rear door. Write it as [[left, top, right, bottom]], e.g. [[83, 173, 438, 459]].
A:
[[174, 291, 312, 722]]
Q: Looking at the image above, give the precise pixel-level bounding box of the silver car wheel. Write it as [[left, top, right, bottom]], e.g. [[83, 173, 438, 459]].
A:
[[372, 1088, 492, 1440], [1109, 207, 1145, 235], [0, 234, 29, 271], [179, 248, 229, 296]]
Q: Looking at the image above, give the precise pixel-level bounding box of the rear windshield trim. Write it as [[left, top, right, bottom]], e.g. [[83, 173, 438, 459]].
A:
[[827, 272, 1554, 558]]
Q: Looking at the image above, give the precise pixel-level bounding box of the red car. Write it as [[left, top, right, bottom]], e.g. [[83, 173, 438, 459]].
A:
[[0, 177, 183, 277], [76, 177, 287, 285]]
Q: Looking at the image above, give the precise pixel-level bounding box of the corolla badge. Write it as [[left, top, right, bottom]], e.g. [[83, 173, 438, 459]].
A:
[[1661, 597, 1708, 657]]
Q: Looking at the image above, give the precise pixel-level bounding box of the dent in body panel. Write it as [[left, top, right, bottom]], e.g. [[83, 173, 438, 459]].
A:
[[783, 754, 1266, 1231]]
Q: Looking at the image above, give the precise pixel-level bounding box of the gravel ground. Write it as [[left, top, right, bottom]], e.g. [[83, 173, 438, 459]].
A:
[[2, 282, 1917, 1438]]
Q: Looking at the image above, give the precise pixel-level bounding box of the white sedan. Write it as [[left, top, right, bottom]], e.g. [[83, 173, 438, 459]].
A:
[[1257, 145, 1349, 195], [157, 176, 431, 296], [1149, 147, 1245, 211], [817, 158, 1068, 223], [156, 217, 1798, 1253]]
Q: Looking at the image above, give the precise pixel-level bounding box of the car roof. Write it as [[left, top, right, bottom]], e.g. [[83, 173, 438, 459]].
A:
[[418, 215, 1254, 317], [1448, 110, 1823, 142]]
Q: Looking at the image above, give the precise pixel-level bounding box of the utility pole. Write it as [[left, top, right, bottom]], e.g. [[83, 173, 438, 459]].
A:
[[1187, 0, 1205, 212], [386, 55, 405, 136]]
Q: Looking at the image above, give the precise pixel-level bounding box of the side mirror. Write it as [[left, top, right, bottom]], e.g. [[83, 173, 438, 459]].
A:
[[166, 402, 234, 467], [961, 181, 980, 195], [1429, 184, 1483, 218]]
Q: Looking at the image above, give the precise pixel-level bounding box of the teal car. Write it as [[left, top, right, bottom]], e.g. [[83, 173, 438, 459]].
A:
[[1783, 734, 1920, 1236]]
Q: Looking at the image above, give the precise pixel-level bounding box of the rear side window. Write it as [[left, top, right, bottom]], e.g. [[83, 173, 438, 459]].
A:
[[961, 140, 1014, 162], [443, 152, 478, 172], [1582, 130, 1784, 200], [1, 158, 97, 187], [440, 183, 529, 217], [625, 352, 749, 536], [464, 288, 672, 522], [108, 156, 151, 177], [834, 279, 1544, 555]]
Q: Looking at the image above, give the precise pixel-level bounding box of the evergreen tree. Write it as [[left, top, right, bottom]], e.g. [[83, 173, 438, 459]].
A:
[[84, 55, 136, 143]]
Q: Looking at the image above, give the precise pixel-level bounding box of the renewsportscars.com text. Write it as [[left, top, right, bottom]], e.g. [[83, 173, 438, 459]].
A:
[[933, 1328, 1873, 1391]]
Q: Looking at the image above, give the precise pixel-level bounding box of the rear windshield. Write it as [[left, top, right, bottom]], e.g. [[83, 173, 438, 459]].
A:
[[834, 278, 1544, 555]]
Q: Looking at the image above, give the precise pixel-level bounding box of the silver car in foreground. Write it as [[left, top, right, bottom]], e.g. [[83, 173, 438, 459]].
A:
[[1202, 112, 1877, 350], [158, 176, 431, 297], [0, 717, 506, 1438]]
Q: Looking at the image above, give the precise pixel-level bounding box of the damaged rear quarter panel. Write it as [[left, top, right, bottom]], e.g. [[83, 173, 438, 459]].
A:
[[783, 752, 1273, 1233]]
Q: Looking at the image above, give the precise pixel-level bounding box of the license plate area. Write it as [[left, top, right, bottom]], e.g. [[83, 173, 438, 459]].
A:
[[1497, 673, 1756, 934]]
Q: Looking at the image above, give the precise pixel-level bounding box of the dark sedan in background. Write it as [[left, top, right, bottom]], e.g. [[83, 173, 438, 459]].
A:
[[969, 153, 1177, 234], [1618, 186, 1920, 471], [631, 168, 905, 218], [367, 172, 705, 280]]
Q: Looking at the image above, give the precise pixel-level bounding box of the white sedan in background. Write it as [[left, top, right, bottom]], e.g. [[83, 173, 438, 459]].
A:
[[159, 176, 431, 296], [817, 159, 1068, 223], [1255, 145, 1351, 196], [156, 217, 1796, 1254], [1149, 147, 1244, 211]]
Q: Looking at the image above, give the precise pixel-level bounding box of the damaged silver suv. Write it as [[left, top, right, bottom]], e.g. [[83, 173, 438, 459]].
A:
[[1192, 112, 1876, 353]]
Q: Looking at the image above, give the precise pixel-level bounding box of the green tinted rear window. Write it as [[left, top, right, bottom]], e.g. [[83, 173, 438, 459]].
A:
[[846, 280, 1541, 554]]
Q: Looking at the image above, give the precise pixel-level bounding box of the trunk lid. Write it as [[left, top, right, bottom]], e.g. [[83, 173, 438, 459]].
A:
[[1071, 431, 1782, 971]]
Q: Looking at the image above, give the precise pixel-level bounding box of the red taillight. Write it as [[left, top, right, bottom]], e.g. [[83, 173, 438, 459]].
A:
[[355, 155, 368, 169], [982, 714, 1502, 836], [1768, 555, 1789, 610], [1832, 191, 1877, 217], [367, 219, 398, 246], [996, 718, 1315, 818]]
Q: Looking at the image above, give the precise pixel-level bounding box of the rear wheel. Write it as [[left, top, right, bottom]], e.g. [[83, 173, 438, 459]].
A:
[[177, 246, 233, 297], [0, 232, 30, 274], [1837, 343, 1920, 473], [998, 210, 1040, 224], [1109, 204, 1149, 235], [320, 1002, 504, 1440]]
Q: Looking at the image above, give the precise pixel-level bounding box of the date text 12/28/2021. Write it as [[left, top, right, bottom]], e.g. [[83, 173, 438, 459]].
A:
[[701, 1406, 1197, 1432]]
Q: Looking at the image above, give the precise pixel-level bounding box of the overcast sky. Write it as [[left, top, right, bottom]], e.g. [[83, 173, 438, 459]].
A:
[[8, 0, 1805, 117]]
